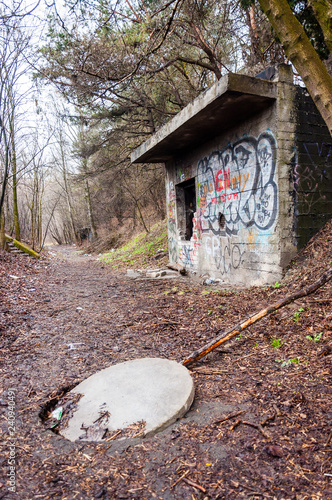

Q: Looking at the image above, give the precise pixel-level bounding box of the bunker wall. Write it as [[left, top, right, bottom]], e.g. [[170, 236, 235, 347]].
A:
[[166, 102, 286, 286], [293, 88, 332, 249]]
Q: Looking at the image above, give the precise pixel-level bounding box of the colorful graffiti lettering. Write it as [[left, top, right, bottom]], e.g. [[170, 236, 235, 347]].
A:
[[197, 132, 278, 236], [167, 181, 176, 235], [210, 193, 239, 204]]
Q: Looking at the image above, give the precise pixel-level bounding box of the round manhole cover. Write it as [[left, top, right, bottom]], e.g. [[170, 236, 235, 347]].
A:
[[59, 358, 195, 442]]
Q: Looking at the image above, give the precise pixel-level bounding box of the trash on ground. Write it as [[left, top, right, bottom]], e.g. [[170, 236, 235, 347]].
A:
[[49, 406, 63, 428], [66, 343, 84, 350], [51, 407, 63, 420]]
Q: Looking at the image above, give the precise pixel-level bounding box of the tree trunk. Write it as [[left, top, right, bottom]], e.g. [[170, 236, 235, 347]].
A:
[[257, 0, 332, 137], [0, 117, 10, 217], [136, 200, 149, 233], [85, 178, 98, 240], [0, 211, 5, 250], [11, 129, 20, 241], [309, 0, 332, 54], [29, 196, 35, 250], [8, 91, 21, 241], [38, 195, 42, 249], [59, 138, 77, 242], [82, 160, 98, 240]]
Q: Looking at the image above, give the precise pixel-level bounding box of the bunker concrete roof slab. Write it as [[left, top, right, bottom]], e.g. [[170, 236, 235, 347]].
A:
[[60, 357, 195, 442], [131, 72, 277, 164]]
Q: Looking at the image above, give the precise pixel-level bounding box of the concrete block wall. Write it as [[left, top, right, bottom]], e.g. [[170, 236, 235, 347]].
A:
[[274, 64, 298, 271], [293, 88, 332, 249], [166, 104, 285, 286]]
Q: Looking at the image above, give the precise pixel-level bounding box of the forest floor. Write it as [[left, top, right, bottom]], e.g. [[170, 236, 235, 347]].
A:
[[0, 221, 332, 500]]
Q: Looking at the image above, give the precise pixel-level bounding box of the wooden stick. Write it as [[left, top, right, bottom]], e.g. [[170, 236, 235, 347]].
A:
[[229, 418, 242, 430], [182, 477, 206, 493], [213, 410, 245, 425], [171, 470, 190, 489], [182, 268, 332, 367], [326, 431, 332, 446], [105, 430, 122, 442]]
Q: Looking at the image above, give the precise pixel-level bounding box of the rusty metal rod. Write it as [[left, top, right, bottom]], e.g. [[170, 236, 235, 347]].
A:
[[182, 268, 332, 367]]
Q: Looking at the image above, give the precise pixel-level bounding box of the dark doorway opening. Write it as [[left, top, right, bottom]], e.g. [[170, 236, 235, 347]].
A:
[[176, 178, 196, 241]]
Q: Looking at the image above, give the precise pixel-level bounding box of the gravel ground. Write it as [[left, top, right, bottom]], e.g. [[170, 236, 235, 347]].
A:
[[0, 222, 331, 499]]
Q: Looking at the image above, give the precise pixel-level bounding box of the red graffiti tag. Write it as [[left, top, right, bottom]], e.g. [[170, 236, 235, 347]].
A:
[[215, 168, 231, 192]]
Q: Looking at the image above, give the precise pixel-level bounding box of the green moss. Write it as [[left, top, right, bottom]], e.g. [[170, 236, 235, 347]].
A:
[[5, 234, 40, 259], [98, 221, 168, 269]]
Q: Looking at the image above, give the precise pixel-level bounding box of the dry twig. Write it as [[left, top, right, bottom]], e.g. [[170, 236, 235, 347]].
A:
[[229, 419, 242, 431], [182, 477, 206, 493], [171, 470, 190, 488], [214, 410, 245, 425]]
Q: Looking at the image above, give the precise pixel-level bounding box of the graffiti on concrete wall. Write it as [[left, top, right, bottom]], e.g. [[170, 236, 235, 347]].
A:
[[180, 245, 194, 267], [167, 181, 176, 233], [293, 142, 331, 214], [197, 132, 278, 237], [204, 235, 246, 275], [167, 181, 178, 262], [168, 236, 178, 263], [178, 215, 201, 267], [167, 132, 278, 275]]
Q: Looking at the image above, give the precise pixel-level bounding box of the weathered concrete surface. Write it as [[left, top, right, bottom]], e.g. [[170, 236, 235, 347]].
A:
[[60, 358, 195, 442], [131, 72, 276, 163]]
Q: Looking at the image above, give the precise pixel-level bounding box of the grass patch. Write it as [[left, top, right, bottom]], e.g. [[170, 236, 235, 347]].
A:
[[98, 221, 168, 269]]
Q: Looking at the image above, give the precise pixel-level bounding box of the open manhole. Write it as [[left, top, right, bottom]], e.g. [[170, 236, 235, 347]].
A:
[[40, 358, 195, 442]]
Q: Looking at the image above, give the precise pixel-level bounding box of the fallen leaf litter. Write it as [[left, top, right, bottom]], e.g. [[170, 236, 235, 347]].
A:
[[0, 220, 331, 498]]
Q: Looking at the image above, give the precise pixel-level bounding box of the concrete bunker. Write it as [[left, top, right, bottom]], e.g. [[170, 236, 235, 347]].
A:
[[132, 64, 332, 286]]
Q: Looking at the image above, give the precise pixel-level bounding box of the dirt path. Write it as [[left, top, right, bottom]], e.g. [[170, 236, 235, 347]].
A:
[[1, 242, 331, 499]]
